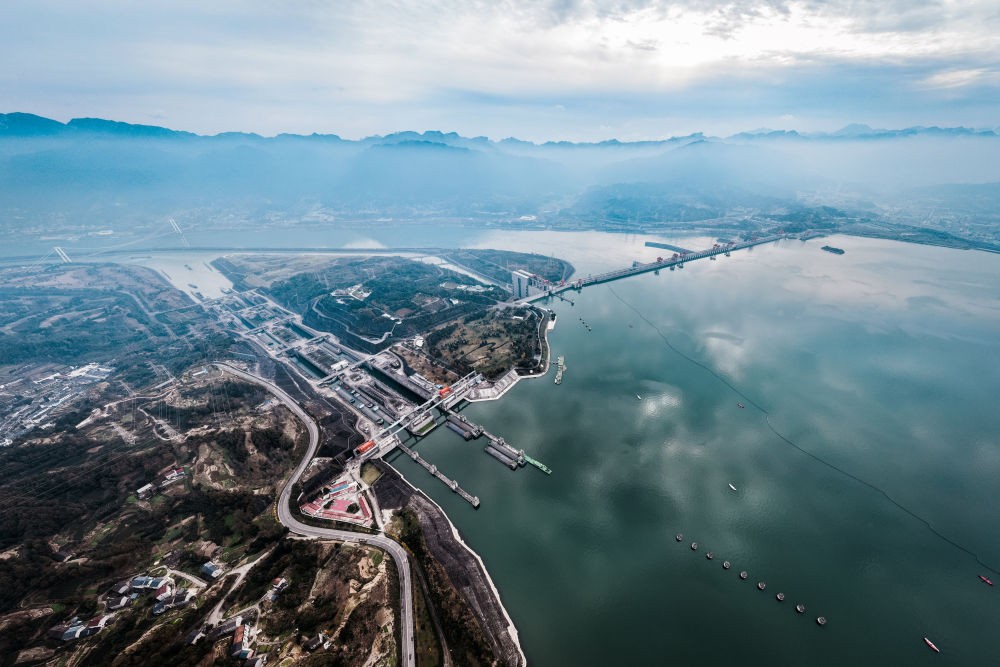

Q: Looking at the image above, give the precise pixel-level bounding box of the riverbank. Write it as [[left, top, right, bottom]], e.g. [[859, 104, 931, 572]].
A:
[[374, 461, 527, 667]]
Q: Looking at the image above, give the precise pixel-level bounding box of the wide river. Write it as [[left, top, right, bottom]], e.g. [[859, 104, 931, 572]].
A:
[[10, 227, 998, 663], [388, 235, 1000, 666]]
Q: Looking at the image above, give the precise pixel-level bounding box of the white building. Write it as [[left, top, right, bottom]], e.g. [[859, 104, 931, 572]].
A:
[[511, 270, 534, 299]]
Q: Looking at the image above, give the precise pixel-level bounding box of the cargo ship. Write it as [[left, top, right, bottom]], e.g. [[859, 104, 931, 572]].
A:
[[523, 454, 552, 475], [821, 245, 845, 255]]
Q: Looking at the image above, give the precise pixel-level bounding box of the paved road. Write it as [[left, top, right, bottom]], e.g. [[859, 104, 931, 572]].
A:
[[165, 568, 208, 589], [215, 363, 416, 667]]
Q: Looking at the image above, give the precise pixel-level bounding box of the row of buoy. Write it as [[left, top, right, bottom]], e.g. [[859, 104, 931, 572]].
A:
[[675, 533, 826, 626]]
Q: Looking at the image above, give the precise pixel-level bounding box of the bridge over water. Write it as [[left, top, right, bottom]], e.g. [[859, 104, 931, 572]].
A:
[[520, 233, 788, 303]]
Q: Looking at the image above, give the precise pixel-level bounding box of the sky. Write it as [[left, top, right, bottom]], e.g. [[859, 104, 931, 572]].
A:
[[2, 0, 999, 141]]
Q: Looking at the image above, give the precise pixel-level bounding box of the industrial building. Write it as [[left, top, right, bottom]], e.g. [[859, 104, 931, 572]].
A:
[[511, 269, 534, 299]]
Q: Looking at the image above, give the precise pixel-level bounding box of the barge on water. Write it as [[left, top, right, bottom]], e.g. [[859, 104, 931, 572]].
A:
[[485, 445, 519, 470], [821, 245, 845, 255]]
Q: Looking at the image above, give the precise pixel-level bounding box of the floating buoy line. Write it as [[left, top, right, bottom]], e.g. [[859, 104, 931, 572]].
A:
[[673, 532, 826, 626]]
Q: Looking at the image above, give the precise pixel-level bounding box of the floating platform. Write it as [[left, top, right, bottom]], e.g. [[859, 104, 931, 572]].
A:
[[446, 414, 482, 440], [447, 421, 475, 440], [485, 445, 518, 470], [490, 437, 525, 466]]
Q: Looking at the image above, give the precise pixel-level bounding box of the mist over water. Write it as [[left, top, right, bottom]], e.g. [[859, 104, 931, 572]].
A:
[[390, 236, 1000, 665]]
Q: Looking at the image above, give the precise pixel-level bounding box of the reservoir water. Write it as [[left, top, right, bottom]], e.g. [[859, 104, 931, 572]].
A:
[[389, 235, 1000, 665], [10, 227, 997, 663]]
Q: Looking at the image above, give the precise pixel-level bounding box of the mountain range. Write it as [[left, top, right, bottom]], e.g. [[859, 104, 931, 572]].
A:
[[2, 112, 997, 145], [2, 112, 999, 250]]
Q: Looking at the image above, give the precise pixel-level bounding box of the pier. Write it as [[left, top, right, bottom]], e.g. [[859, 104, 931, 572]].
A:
[[396, 441, 480, 507], [554, 356, 565, 385], [438, 404, 554, 474]]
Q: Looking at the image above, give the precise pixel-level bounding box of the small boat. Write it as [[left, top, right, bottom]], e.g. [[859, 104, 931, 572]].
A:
[[728, 483, 737, 491], [757, 582, 766, 591], [675, 533, 683, 541], [923, 637, 940, 653], [737, 403, 745, 408], [739, 571, 748, 580], [816, 617, 827, 626], [979, 575, 993, 586], [691, 542, 698, 550], [722, 561, 731, 570], [637, 394, 642, 400], [706, 552, 713, 560], [795, 604, 805, 613], [776, 593, 785, 601]]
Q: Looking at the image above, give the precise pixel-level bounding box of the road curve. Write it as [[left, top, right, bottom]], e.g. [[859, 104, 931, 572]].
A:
[[214, 363, 416, 667]]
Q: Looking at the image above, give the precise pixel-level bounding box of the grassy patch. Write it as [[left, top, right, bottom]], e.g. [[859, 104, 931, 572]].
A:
[[412, 568, 443, 667], [360, 461, 382, 486]]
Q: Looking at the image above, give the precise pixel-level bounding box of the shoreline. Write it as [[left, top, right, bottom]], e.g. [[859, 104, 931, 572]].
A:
[[467, 307, 555, 403], [378, 462, 528, 666]]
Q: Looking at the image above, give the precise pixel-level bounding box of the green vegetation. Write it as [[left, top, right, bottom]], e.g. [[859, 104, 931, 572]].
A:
[[412, 572, 444, 667], [397, 509, 495, 667], [425, 307, 545, 379], [360, 461, 383, 485], [264, 256, 505, 352]]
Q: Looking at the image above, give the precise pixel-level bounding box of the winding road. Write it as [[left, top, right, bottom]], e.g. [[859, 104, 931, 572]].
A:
[[214, 362, 416, 667]]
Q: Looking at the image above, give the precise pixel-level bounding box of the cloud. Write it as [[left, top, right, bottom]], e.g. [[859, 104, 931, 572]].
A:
[[921, 68, 999, 90], [1, 0, 998, 138]]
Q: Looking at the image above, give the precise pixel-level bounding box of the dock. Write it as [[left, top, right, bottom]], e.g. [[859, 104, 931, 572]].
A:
[[439, 406, 552, 475], [396, 442, 480, 507], [485, 445, 518, 470], [489, 436, 525, 467]]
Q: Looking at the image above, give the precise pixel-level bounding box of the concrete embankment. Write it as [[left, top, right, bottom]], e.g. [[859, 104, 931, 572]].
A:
[[374, 463, 526, 667]]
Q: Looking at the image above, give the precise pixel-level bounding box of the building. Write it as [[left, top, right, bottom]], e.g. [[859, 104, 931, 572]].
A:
[[231, 624, 247, 657], [136, 483, 155, 499], [47, 622, 77, 641], [106, 580, 131, 597], [303, 633, 326, 652], [107, 595, 134, 611], [215, 615, 243, 637], [154, 582, 174, 601], [50, 614, 114, 641], [130, 575, 171, 591], [153, 589, 195, 615], [511, 270, 534, 299], [201, 561, 224, 579]]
